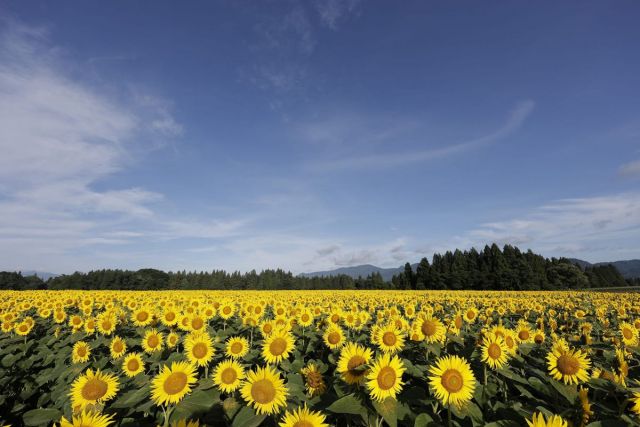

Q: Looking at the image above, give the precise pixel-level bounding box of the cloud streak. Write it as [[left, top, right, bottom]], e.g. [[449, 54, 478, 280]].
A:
[[309, 100, 535, 171]]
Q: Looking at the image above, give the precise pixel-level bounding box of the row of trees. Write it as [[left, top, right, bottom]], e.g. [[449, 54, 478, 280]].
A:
[[0, 244, 634, 291], [391, 244, 629, 290]]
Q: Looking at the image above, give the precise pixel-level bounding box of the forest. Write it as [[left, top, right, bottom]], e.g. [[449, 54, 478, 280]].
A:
[[1, 244, 635, 291]]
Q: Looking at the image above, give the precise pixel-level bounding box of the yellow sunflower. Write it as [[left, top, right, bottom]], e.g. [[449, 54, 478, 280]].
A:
[[428, 355, 476, 408], [415, 314, 446, 344], [527, 412, 568, 427], [122, 352, 145, 377], [300, 363, 326, 397], [59, 410, 114, 427], [109, 336, 127, 359], [620, 322, 638, 346], [631, 391, 640, 417], [70, 369, 120, 410], [262, 329, 295, 364], [516, 322, 533, 344], [131, 307, 153, 327], [279, 405, 328, 427], [240, 365, 288, 415], [96, 314, 117, 336], [225, 336, 249, 359], [481, 333, 509, 370], [212, 359, 245, 393], [142, 329, 164, 354], [365, 352, 405, 402], [184, 332, 215, 367], [151, 361, 198, 406], [323, 326, 346, 350], [374, 323, 405, 354], [547, 345, 591, 385], [72, 341, 91, 364], [167, 332, 180, 349], [337, 342, 373, 385]]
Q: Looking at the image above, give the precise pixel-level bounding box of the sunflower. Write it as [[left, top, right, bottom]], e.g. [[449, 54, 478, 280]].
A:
[[240, 365, 288, 415], [323, 325, 346, 350], [516, 322, 533, 343], [337, 342, 373, 385], [167, 332, 180, 349], [71, 341, 91, 364], [188, 314, 207, 333], [14, 321, 32, 336], [59, 410, 114, 427], [70, 369, 120, 410], [212, 359, 245, 393], [151, 361, 198, 406], [365, 353, 405, 402], [464, 307, 478, 323], [96, 314, 117, 336], [69, 315, 84, 330], [219, 303, 236, 320], [262, 329, 295, 364], [374, 323, 405, 354], [428, 355, 476, 408], [527, 412, 568, 427], [631, 391, 640, 417], [169, 420, 200, 427], [122, 352, 145, 377], [481, 333, 509, 370], [142, 329, 164, 354], [620, 322, 638, 346], [547, 345, 591, 385], [109, 336, 127, 359], [297, 309, 314, 328], [279, 405, 329, 427], [301, 363, 326, 397], [184, 332, 215, 367], [226, 336, 249, 359], [132, 307, 153, 327], [578, 386, 593, 426], [415, 314, 446, 344], [259, 320, 275, 337], [160, 309, 179, 327]]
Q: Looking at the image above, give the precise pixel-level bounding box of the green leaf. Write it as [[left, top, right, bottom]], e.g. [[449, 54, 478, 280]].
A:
[[372, 397, 398, 427], [548, 379, 577, 403], [23, 408, 62, 426], [326, 394, 367, 417], [414, 413, 434, 427], [170, 388, 221, 422], [231, 406, 266, 427], [111, 386, 150, 409]]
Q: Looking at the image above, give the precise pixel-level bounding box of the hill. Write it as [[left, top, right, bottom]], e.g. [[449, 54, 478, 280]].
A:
[[568, 259, 640, 279]]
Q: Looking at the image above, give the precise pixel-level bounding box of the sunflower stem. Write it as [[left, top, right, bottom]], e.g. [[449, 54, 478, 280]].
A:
[[447, 404, 452, 427]]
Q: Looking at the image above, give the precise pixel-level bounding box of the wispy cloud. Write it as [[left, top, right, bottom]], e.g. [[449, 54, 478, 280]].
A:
[[314, 0, 362, 30], [309, 100, 535, 171], [619, 160, 640, 177]]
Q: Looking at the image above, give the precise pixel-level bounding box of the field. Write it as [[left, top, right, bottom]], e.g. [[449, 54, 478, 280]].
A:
[[1, 290, 639, 427]]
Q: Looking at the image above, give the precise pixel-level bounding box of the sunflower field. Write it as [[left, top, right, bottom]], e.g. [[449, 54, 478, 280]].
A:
[[1, 290, 640, 427]]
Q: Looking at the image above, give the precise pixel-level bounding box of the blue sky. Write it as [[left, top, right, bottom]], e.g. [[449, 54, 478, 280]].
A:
[[1, 1, 639, 274]]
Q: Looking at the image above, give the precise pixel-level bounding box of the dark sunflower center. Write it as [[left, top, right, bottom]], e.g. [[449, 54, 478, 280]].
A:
[[81, 378, 108, 400], [127, 359, 139, 371], [230, 342, 243, 354], [192, 342, 208, 359], [251, 379, 276, 404], [441, 369, 464, 393], [269, 337, 287, 356], [422, 320, 436, 336], [221, 367, 237, 384], [377, 366, 396, 390], [327, 332, 341, 345], [557, 354, 580, 375], [382, 332, 397, 346], [487, 343, 501, 359], [163, 372, 188, 395]]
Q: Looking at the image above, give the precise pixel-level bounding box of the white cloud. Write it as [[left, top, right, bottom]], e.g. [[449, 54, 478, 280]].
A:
[[308, 100, 535, 171], [619, 160, 640, 176], [314, 0, 361, 30]]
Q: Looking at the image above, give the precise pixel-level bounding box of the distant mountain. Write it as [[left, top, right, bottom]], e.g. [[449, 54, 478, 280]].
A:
[[300, 263, 417, 282], [18, 270, 59, 280], [568, 259, 640, 279], [304, 258, 640, 281]]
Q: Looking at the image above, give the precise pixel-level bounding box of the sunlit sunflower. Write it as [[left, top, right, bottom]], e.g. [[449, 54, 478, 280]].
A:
[[151, 361, 198, 406], [481, 333, 509, 370], [59, 410, 114, 427], [279, 405, 329, 427], [631, 392, 640, 417], [160, 308, 179, 327], [169, 420, 200, 427], [515, 322, 533, 343], [297, 309, 314, 328], [167, 332, 180, 349], [226, 336, 249, 359], [415, 314, 446, 344], [219, 302, 236, 320], [184, 332, 215, 367], [374, 323, 405, 354], [464, 307, 478, 323], [527, 412, 568, 427], [262, 329, 295, 364], [142, 329, 164, 354], [240, 365, 288, 415], [337, 342, 373, 385], [365, 352, 405, 402], [323, 326, 346, 350], [131, 307, 153, 327], [578, 386, 593, 426], [212, 359, 245, 393], [109, 336, 127, 359], [96, 314, 117, 336], [620, 322, 638, 346], [428, 355, 476, 408], [70, 369, 120, 410], [15, 321, 32, 336], [547, 345, 591, 385], [72, 341, 91, 364], [122, 352, 145, 377], [301, 363, 326, 397]]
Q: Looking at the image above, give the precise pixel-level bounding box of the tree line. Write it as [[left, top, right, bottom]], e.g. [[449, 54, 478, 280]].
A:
[[0, 244, 634, 291]]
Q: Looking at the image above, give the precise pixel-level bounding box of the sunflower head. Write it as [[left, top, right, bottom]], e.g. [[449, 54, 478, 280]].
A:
[[240, 365, 288, 415], [212, 359, 245, 393], [70, 369, 120, 411], [337, 342, 372, 385], [428, 355, 476, 408], [226, 336, 250, 359], [151, 361, 198, 406], [279, 405, 329, 427], [365, 352, 405, 402]]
